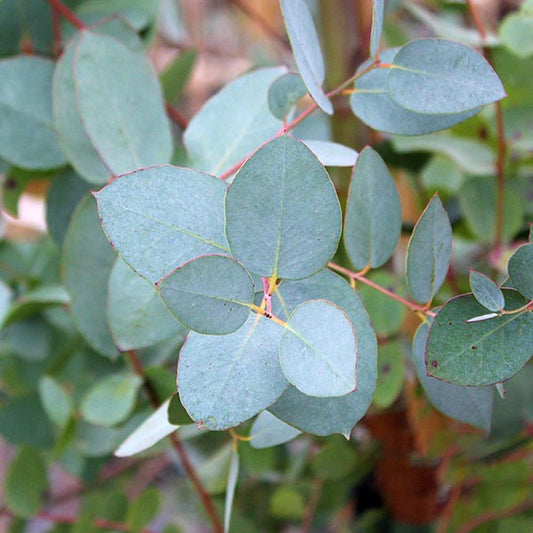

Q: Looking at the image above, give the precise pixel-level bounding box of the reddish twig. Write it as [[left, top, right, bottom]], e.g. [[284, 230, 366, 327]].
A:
[[466, 0, 507, 250], [228, 0, 290, 51], [125, 351, 224, 533], [327, 262, 436, 317], [457, 499, 533, 533], [165, 103, 189, 130], [47, 0, 86, 30]]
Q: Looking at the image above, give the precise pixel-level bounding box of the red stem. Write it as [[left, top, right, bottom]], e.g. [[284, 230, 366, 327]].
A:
[[126, 351, 223, 533], [47, 0, 86, 30], [328, 262, 436, 317], [165, 103, 189, 129]]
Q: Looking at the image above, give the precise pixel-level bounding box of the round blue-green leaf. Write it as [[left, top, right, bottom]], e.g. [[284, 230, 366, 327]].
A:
[[62, 195, 118, 357], [426, 290, 533, 386], [178, 314, 288, 430], [281, 300, 357, 397], [108, 258, 185, 351], [53, 34, 111, 185], [74, 31, 172, 176], [469, 269, 505, 312], [249, 411, 301, 449], [413, 323, 493, 431], [406, 194, 452, 304], [158, 254, 254, 335], [507, 243, 533, 300], [299, 140, 358, 167], [225, 136, 341, 279], [38, 376, 73, 428], [0, 56, 66, 169], [95, 165, 229, 284], [81, 373, 142, 427], [269, 269, 378, 436], [388, 39, 506, 114], [280, 0, 332, 115], [268, 72, 307, 120], [5, 446, 47, 518], [500, 12, 533, 58], [184, 67, 285, 175], [344, 147, 401, 270], [350, 49, 480, 135], [458, 176, 523, 243]]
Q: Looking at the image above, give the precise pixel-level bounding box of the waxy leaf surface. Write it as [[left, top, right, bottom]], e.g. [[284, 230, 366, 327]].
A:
[[178, 314, 287, 430], [507, 243, 533, 300], [249, 411, 301, 449], [388, 39, 506, 114], [414, 323, 493, 431], [406, 195, 452, 304], [0, 56, 66, 169], [469, 269, 505, 312], [95, 165, 229, 284], [280, 300, 357, 397], [427, 290, 533, 386], [350, 49, 480, 135], [268, 72, 307, 119], [370, 0, 385, 58], [344, 147, 401, 269], [158, 254, 254, 335], [184, 67, 285, 175], [108, 258, 185, 351], [225, 136, 341, 279], [74, 31, 172, 176], [280, 0, 332, 114], [62, 196, 117, 357], [270, 270, 377, 436], [299, 140, 358, 167]]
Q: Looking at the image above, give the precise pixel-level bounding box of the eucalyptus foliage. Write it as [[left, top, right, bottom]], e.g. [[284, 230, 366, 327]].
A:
[[0, 0, 532, 531]]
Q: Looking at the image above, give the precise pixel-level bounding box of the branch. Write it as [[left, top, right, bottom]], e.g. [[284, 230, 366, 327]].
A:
[[125, 351, 224, 533], [466, 0, 507, 250], [327, 262, 436, 317], [47, 0, 86, 30], [457, 499, 533, 533], [166, 103, 189, 129]]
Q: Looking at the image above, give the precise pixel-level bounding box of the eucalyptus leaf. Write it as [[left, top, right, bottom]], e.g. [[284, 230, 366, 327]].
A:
[[406, 194, 452, 304], [280, 0, 333, 114], [178, 314, 287, 430], [299, 140, 358, 167], [269, 269, 378, 436], [0, 56, 66, 169], [81, 373, 142, 427], [5, 446, 47, 518], [184, 67, 285, 175], [38, 376, 73, 428], [249, 411, 301, 449], [426, 290, 533, 386], [370, 0, 385, 58], [115, 399, 178, 457], [373, 341, 405, 409], [158, 254, 253, 335], [161, 49, 197, 103], [469, 269, 505, 312], [225, 136, 341, 279], [507, 243, 533, 300], [268, 72, 307, 120], [62, 196, 118, 357], [413, 323, 493, 431], [108, 258, 185, 351], [388, 39, 506, 114], [224, 451, 239, 533], [281, 300, 357, 397], [350, 49, 480, 135], [499, 12, 533, 58], [74, 30, 172, 176], [344, 147, 401, 269], [95, 165, 229, 284]]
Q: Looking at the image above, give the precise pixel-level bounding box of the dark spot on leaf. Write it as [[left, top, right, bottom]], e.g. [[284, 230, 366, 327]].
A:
[[431, 360, 438, 368], [382, 364, 391, 374], [448, 321, 453, 326], [471, 345, 477, 350], [4, 178, 16, 190]]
